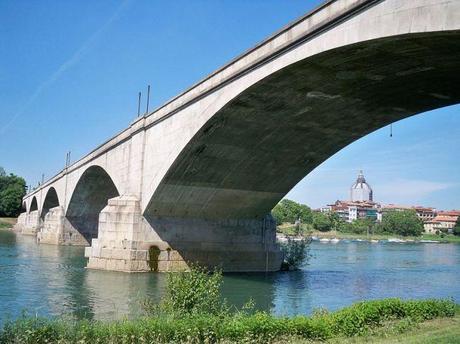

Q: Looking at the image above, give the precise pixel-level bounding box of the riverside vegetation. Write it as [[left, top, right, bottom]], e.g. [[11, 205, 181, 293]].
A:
[[273, 199, 460, 242], [0, 265, 457, 344]]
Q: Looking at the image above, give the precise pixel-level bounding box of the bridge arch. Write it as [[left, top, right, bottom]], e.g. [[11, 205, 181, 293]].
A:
[[29, 197, 38, 213], [145, 31, 460, 221], [40, 187, 60, 220], [66, 165, 119, 243], [21, 202, 26, 213]]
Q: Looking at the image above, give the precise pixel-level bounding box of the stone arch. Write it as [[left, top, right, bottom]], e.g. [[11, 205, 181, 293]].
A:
[[145, 31, 460, 222], [30, 197, 38, 213], [40, 187, 60, 220], [66, 165, 119, 243]]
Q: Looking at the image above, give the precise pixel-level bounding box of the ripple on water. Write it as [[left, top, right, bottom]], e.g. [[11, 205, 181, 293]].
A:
[[0, 235, 459, 323]]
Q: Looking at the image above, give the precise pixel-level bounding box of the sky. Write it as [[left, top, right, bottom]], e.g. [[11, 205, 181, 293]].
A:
[[0, 0, 459, 211]]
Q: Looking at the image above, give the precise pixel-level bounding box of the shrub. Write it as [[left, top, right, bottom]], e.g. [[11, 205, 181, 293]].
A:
[[143, 264, 228, 317], [1, 298, 455, 343], [280, 237, 312, 270]]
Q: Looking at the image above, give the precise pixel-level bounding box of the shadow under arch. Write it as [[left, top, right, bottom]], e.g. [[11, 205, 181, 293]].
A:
[[66, 166, 119, 244], [21, 202, 26, 213], [40, 187, 60, 220], [144, 31, 460, 223], [30, 197, 38, 213]]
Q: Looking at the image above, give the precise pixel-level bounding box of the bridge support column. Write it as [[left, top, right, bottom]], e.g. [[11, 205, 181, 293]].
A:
[[13, 213, 27, 233], [85, 196, 151, 272], [143, 215, 284, 272], [19, 210, 41, 236], [37, 206, 88, 245]]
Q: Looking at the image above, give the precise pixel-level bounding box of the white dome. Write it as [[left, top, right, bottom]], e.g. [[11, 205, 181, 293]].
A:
[[350, 171, 373, 202]]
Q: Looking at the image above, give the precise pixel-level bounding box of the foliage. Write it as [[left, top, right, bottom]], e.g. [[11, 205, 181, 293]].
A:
[[312, 212, 332, 232], [453, 217, 460, 236], [143, 264, 228, 317], [377, 210, 424, 236], [0, 167, 26, 217], [271, 199, 312, 225], [281, 237, 312, 270], [0, 298, 455, 343], [348, 218, 375, 234]]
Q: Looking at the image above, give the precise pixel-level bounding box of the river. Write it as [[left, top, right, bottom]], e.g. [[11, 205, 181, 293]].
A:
[[0, 229, 459, 325]]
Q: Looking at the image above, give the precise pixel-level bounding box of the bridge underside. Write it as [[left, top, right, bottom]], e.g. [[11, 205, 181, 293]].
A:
[[16, 30, 460, 273], [147, 32, 460, 222]]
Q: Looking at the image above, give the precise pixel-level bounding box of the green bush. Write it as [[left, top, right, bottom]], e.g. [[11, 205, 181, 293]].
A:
[[143, 264, 229, 317], [280, 237, 312, 270], [1, 298, 455, 343]]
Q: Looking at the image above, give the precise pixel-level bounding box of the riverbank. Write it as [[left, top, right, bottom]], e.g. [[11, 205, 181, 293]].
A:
[[293, 310, 460, 343], [0, 299, 456, 343], [0, 217, 16, 230], [277, 224, 460, 243]]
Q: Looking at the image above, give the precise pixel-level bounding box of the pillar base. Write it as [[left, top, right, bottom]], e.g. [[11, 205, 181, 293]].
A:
[[85, 196, 151, 272]]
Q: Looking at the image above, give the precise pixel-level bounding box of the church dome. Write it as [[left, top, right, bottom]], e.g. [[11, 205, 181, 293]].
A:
[[350, 170, 373, 202]]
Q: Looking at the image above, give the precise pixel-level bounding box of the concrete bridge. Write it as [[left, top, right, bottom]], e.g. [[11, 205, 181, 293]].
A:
[[16, 0, 460, 272]]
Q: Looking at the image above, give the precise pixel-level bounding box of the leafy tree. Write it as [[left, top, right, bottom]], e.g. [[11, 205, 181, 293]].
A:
[[378, 209, 423, 236], [453, 217, 460, 236], [0, 167, 26, 217], [312, 212, 332, 232], [281, 237, 312, 270], [349, 218, 375, 234], [271, 199, 312, 225]]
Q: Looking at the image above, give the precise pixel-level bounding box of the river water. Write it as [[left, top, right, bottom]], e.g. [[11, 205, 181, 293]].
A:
[[0, 229, 459, 325]]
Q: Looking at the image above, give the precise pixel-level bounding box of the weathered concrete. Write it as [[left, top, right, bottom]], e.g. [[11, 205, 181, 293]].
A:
[[17, 0, 460, 272]]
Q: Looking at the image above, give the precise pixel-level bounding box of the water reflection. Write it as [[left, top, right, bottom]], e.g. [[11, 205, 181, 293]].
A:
[[0, 230, 459, 325]]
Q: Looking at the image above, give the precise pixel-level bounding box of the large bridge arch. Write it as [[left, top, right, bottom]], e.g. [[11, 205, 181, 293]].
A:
[[40, 187, 60, 220], [66, 165, 120, 243], [29, 197, 38, 213], [145, 31, 460, 221]]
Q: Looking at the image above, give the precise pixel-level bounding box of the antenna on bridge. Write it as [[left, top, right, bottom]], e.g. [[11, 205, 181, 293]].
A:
[[41, 173, 44, 185], [65, 151, 71, 168], [390, 124, 393, 137], [146, 85, 151, 115], [137, 92, 142, 117]]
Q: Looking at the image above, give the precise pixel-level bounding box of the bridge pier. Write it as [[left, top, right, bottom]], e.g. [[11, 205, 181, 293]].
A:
[[37, 206, 88, 245], [84, 196, 283, 272], [85, 196, 152, 272], [17, 210, 41, 236], [143, 215, 284, 272]]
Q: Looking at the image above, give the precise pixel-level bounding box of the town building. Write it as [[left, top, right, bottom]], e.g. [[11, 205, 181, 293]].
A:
[[424, 211, 460, 234], [350, 170, 373, 202], [326, 200, 379, 223]]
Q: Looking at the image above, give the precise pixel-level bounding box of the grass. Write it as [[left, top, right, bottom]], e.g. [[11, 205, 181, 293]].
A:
[[276, 223, 460, 243], [281, 312, 460, 343], [0, 298, 456, 343], [0, 217, 16, 230]]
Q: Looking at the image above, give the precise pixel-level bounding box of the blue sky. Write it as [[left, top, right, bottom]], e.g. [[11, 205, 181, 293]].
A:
[[0, 1, 458, 210]]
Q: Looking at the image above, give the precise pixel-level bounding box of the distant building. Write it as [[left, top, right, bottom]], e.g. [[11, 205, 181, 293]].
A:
[[328, 200, 379, 223], [424, 211, 460, 234], [321, 170, 456, 229], [379, 204, 437, 224], [350, 170, 373, 202]]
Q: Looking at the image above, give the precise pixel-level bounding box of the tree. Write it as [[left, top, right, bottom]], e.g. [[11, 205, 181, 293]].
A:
[[350, 218, 375, 234], [453, 217, 460, 236], [312, 212, 332, 232], [378, 209, 423, 236], [0, 167, 26, 217], [271, 199, 313, 225]]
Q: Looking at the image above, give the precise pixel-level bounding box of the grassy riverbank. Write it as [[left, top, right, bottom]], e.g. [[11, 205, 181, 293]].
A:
[[0, 217, 16, 230], [277, 224, 460, 243], [0, 299, 456, 343]]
